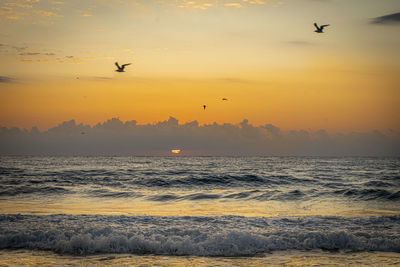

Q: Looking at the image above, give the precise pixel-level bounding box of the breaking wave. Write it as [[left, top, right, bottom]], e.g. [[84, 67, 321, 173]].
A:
[[0, 214, 399, 256]]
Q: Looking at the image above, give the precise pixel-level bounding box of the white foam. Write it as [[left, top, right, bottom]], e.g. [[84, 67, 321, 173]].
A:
[[1, 215, 399, 256]]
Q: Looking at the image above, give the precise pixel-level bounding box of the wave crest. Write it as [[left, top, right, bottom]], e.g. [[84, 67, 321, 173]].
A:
[[1, 215, 399, 256]]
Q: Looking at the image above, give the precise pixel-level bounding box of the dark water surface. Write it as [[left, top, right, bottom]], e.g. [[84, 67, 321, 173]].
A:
[[0, 156, 399, 259]]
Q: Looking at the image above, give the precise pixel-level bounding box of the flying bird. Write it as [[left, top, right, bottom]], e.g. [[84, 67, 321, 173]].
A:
[[314, 23, 330, 33], [115, 62, 131, 72], [203, 105, 206, 110], [222, 98, 228, 101]]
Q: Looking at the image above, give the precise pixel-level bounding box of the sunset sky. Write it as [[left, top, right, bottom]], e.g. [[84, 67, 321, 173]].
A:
[[1, 0, 399, 132]]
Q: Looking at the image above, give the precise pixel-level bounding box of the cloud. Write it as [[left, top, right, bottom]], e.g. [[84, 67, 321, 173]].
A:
[[1, 117, 399, 156], [215, 78, 252, 84], [0, 6, 20, 20], [0, 0, 43, 20], [50, 1, 64, 5], [0, 76, 13, 83], [19, 52, 55, 56], [286, 40, 314, 46], [19, 52, 40, 56], [12, 45, 27, 52], [175, 0, 265, 9], [371, 12, 400, 25], [18, 54, 94, 64], [92, 76, 113, 80], [35, 9, 61, 17], [224, 3, 242, 7]]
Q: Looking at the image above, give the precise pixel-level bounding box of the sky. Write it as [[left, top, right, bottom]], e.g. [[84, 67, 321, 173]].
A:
[[0, 0, 400, 135]]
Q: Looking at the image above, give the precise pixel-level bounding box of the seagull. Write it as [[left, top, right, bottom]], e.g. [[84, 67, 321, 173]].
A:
[[222, 98, 228, 101], [314, 23, 330, 33], [115, 62, 131, 72], [203, 105, 206, 110]]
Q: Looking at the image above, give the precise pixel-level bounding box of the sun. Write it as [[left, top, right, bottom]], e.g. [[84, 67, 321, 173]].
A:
[[171, 149, 181, 154]]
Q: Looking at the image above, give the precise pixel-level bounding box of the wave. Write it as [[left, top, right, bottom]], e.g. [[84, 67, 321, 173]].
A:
[[0, 186, 71, 196], [1, 165, 318, 189], [0, 215, 399, 256], [1, 157, 399, 204], [363, 181, 394, 187], [334, 189, 400, 201]]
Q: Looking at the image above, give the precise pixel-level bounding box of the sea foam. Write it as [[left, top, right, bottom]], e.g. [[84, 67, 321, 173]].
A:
[[1, 215, 399, 256]]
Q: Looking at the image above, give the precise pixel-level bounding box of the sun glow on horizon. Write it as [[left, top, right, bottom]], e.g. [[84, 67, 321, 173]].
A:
[[171, 149, 181, 154]]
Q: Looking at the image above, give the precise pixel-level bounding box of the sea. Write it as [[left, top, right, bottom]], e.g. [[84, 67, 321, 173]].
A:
[[0, 156, 399, 266]]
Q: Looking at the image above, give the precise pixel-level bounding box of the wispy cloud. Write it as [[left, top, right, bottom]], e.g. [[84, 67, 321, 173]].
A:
[[371, 12, 400, 25], [19, 52, 56, 56], [215, 77, 253, 84], [286, 40, 314, 46], [224, 3, 242, 7], [0, 76, 13, 83], [0, 6, 20, 20], [0, 0, 62, 20], [35, 9, 61, 17], [176, 0, 265, 10], [50, 1, 64, 5], [18, 53, 95, 64], [121, 48, 134, 54]]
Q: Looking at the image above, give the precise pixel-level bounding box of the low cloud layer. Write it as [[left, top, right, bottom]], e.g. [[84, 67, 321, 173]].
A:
[[371, 12, 400, 24], [1, 117, 399, 156]]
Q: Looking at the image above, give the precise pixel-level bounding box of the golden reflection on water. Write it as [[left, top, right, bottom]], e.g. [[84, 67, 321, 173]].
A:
[[1, 192, 399, 217], [1, 250, 400, 267]]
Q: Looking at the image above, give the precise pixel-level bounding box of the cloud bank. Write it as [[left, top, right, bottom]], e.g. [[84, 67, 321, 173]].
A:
[[1, 117, 399, 156], [371, 12, 400, 25]]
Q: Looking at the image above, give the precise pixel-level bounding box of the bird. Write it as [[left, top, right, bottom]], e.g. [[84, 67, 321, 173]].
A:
[[115, 62, 131, 72], [314, 23, 330, 33], [222, 98, 228, 101], [203, 105, 206, 110]]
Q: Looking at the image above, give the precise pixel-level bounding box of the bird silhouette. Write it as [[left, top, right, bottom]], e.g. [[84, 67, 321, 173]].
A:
[[222, 98, 228, 101], [115, 62, 131, 72], [314, 23, 330, 33], [203, 105, 206, 110]]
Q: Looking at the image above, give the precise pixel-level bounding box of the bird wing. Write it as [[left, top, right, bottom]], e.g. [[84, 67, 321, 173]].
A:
[[320, 24, 330, 29], [314, 23, 320, 30], [115, 62, 121, 69], [122, 63, 131, 68]]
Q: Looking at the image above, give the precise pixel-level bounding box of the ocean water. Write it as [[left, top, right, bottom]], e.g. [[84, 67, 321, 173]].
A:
[[0, 156, 399, 265]]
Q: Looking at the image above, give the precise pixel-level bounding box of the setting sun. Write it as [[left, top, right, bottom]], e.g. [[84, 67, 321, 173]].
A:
[[171, 149, 181, 154]]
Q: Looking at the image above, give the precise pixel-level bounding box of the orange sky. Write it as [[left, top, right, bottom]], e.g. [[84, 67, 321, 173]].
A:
[[0, 0, 399, 132]]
